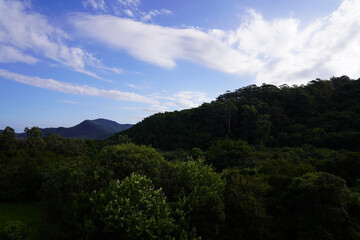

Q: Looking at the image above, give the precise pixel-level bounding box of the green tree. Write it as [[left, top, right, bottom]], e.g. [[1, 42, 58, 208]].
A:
[[98, 143, 166, 181], [222, 171, 272, 240], [165, 158, 225, 239], [0, 126, 19, 150], [0, 220, 28, 240], [215, 99, 238, 136], [24, 127, 45, 150], [346, 191, 360, 239], [207, 138, 252, 170], [286, 172, 350, 240], [93, 174, 174, 239], [41, 155, 100, 238]]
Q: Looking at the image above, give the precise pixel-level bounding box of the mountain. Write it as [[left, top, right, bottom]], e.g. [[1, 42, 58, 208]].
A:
[[113, 76, 360, 150], [92, 118, 132, 133], [17, 119, 132, 140]]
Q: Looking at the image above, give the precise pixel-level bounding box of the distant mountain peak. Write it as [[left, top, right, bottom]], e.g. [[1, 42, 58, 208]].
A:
[[15, 118, 133, 140]]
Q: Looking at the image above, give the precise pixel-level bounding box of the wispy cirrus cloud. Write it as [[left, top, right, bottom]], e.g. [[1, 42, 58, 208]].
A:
[[118, 0, 140, 8], [82, 0, 172, 22], [82, 0, 107, 11], [0, 67, 210, 113], [0, 0, 120, 80], [0, 44, 38, 64], [0, 69, 157, 104], [141, 9, 172, 22], [123, 107, 162, 113], [126, 83, 142, 89], [57, 100, 92, 106]]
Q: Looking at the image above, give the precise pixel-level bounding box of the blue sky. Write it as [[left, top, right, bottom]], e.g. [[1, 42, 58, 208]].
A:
[[0, 0, 357, 132]]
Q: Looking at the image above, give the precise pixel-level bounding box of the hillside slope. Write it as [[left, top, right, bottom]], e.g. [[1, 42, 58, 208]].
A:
[[114, 76, 360, 150]]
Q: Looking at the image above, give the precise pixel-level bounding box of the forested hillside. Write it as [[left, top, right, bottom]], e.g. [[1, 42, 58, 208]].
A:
[[1, 76, 360, 239], [117, 76, 360, 150]]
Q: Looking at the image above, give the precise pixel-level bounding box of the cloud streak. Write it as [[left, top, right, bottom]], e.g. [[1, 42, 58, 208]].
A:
[[0, 0, 120, 80], [73, 14, 261, 75], [0, 69, 157, 104], [57, 100, 92, 106], [82, 0, 171, 22], [141, 9, 172, 22], [0, 44, 38, 64], [123, 90, 212, 114], [73, 0, 360, 85], [82, 0, 107, 11], [172, 91, 211, 109]]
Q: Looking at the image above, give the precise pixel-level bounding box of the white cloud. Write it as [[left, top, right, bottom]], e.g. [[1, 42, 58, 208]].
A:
[[124, 107, 161, 113], [209, 0, 360, 85], [82, 0, 107, 11], [161, 9, 172, 15], [57, 100, 91, 106], [83, 0, 171, 22], [149, 91, 212, 111], [0, 44, 38, 64], [75, 0, 360, 85], [58, 100, 81, 104], [73, 14, 261, 74], [141, 9, 172, 22], [0, 0, 120, 80], [124, 90, 212, 114], [172, 91, 212, 109], [0, 69, 157, 104], [118, 0, 140, 8], [126, 83, 138, 88], [123, 9, 134, 17]]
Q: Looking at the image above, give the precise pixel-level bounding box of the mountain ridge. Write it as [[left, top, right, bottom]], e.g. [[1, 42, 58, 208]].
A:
[[15, 118, 132, 140]]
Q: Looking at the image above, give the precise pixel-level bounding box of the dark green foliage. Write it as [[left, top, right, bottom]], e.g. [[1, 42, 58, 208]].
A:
[[98, 143, 166, 181], [143, 157, 225, 239], [44, 133, 88, 156], [0, 127, 19, 151], [346, 191, 360, 239], [40, 155, 101, 239], [92, 174, 174, 239], [0, 203, 42, 240], [284, 172, 350, 240], [24, 127, 45, 150], [0, 220, 28, 240], [1, 77, 360, 239], [117, 77, 360, 151], [0, 138, 359, 239], [110, 109, 218, 150], [222, 171, 271, 240], [207, 138, 252, 170], [170, 159, 225, 239], [259, 158, 316, 177], [0, 150, 45, 200]]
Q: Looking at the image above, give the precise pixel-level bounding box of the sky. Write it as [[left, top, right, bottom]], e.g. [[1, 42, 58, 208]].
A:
[[0, 0, 358, 132]]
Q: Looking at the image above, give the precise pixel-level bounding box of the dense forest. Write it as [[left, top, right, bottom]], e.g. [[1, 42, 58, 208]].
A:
[[1, 76, 360, 239], [117, 76, 360, 151]]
